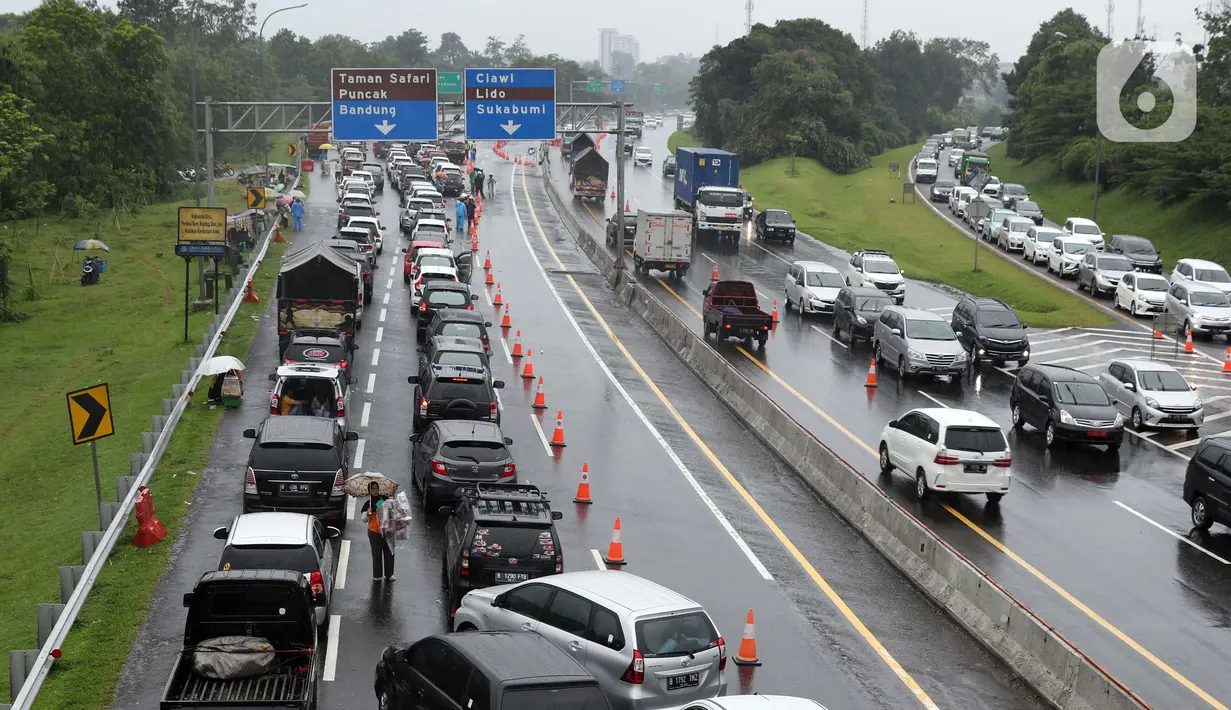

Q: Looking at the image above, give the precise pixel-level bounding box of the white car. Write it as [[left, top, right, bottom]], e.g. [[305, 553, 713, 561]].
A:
[[1172, 257, 1231, 295], [878, 408, 1011, 503], [411, 187, 446, 210], [1113, 271, 1169, 316], [784, 260, 845, 315], [846, 249, 906, 304], [336, 178, 370, 201], [948, 148, 965, 167], [915, 158, 939, 183], [401, 197, 435, 234], [1023, 226, 1061, 265], [1046, 236, 1091, 278], [633, 147, 653, 166], [345, 216, 386, 255], [1097, 359, 1204, 431], [412, 264, 458, 304], [411, 218, 450, 244], [350, 170, 376, 189], [1061, 217, 1105, 250], [996, 217, 1034, 252], [949, 187, 977, 214]]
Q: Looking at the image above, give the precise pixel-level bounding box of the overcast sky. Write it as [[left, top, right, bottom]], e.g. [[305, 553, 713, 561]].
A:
[[0, 0, 1210, 65]]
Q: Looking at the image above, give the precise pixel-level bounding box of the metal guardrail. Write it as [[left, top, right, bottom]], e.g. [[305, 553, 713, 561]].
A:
[[7, 180, 297, 709]]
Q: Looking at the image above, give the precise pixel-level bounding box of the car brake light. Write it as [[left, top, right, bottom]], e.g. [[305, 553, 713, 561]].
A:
[[934, 451, 960, 465], [993, 457, 1012, 468], [468, 303, 474, 310], [500, 463, 515, 478], [331, 469, 344, 496], [420, 300, 428, 311], [718, 636, 727, 670], [244, 467, 258, 494], [621, 650, 644, 684], [461, 558, 469, 576], [309, 571, 324, 597], [269, 394, 279, 415], [555, 552, 563, 574], [335, 397, 344, 417], [419, 397, 428, 416], [431, 459, 448, 475], [489, 400, 499, 420]]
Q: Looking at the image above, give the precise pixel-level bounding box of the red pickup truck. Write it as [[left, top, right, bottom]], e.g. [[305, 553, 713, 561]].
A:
[[702, 280, 773, 348]]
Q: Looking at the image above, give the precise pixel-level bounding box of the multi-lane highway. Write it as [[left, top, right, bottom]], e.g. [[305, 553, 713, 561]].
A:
[[547, 125, 1231, 710], [111, 147, 1047, 709]]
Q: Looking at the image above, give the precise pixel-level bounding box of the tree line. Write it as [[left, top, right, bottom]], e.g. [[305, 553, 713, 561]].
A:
[[688, 19, 1001, 173], [0, 0, 699, 221], [1003, 8, 1231, 207]]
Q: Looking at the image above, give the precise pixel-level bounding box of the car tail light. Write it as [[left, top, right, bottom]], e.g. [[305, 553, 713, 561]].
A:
[[244, 467, 258, 494], [309, 571, 324, 598], [467, 303, 474, 310], [934, 451, 960, 465], [432, 459, 448, 475], [621, 650, 644, 684], [331, 469, 344, 496], [419, 397, 428, 417], [718, 636, 727, 670], [419, 300, 428, 312], [335, 397, 345, 417], [993, 456, 1012, 468], [269, 394, 279, 415], [489, 400, 499, 420], [460, 558, 469, 577], [555, 552, 562, 574], [500, 463, 515, 478]]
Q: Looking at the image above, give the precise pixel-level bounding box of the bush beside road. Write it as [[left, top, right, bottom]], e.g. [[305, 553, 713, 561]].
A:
[[667, 129, 703, 153], [739, 145, 1114, 329]]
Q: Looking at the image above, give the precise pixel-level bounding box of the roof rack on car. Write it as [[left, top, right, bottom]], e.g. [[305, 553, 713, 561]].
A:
[[290, 327, 344, 338], [858, 249, 893, 257], [470, 482, 550, 503]]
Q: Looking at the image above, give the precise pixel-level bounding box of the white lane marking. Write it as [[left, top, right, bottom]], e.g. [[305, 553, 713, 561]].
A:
[[371, 348, 380, 366], [1041, 347, 1143, 365], [346, 494, 357, 520], [376, 327, 384, 343], [385, 278, 393, 289], [383, 292, 390, 305], [366, 373, 376, 393], [1121, 427, 1192, 459], [323, 617, 342, 681], [511, 163, 773, 581], [749, 239, 791, 264], [499, 335, 513, 364], [1114, 500, 1231, 564], [353, 439, 366, 468], [1169, 437, 1206, 451], [1032, 339, 1124, 357], [380, 308, 387, 322], [700, 252, 717, 264], [917, 391, 950, 408], [809, 324, 847, 349], [361, 403, 372, 428], [336, 540, 351, 589], [388, 264, 396, 276], [530, 412, 553, 456], [485, 288, 494, 307], [590, 549, 605, 569], [1202, 410, 1231, 422]]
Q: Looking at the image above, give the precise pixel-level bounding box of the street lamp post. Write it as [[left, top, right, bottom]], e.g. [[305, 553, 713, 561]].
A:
[[258, 4, 309, 189]]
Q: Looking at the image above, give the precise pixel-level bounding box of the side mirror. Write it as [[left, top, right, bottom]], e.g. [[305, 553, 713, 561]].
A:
[[552, 511, 564, 520], [345, 430, 360, 441], [407, 375, 420, 384], [1191, 383, 1198, 391], [268, 373, 277, 381], [471, 294, 479, 300], [324, 526, 341, 539], [503, 437, 514, 445], [890, 328, 902, 336], [402, 247, 408, 253], [1124, 382, 1137, 392], [376, 211, 381, 216], [409, 432, 421, 442], [348, 376, 358, 385], [490, 595, 502, 608], [484, 321, 493, 327], [899, 270, 905, 276], [212, 526, 229, 540], [493, 380, 505, 389], [242, 428, 257, 439], [182, 592, 195, 608], [887, 419, 898, 429]]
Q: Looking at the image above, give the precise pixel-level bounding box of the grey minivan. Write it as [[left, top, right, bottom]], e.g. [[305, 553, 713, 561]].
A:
[[873, 306, 969, 380], [1165, 282, 1231, 338]]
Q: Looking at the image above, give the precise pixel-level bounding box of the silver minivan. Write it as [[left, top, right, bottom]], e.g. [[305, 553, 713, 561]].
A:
[[452, 570, 727, 709], [873, 306, 969, 380], [1165, 281, 1231, 338]]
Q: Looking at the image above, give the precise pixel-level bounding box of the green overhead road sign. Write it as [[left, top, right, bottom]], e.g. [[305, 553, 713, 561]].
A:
[[587, 79, 602, 92], [653, 84, 666, 95], [438, 72, 462, 93]]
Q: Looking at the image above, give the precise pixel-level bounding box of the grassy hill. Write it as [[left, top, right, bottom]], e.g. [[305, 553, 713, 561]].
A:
[[986, 143, 1231, 271]]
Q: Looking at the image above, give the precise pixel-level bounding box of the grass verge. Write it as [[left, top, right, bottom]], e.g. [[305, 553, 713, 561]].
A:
[[667, 129, 702, 153], [0, 178, 283, 704], [986, 143, 1231, 272], [740, 146, 1115, 329]]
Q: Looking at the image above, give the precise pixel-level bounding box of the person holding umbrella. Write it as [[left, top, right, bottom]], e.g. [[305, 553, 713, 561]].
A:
[[361, 481, 395, 581], [344, 472, 404, 582]]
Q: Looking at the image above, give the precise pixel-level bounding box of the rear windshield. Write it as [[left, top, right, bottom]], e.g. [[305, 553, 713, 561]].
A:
[[285, 344, 344, 364], [635, 612, 719, 658], [418, 226, 448, 237], [417, 255, 454, 270], [442, 441, 509, 463], [426, 290, 469, 308], [345, 205, 374, 217], [252, 442, 338, 470], [220, 545, 318, 574], [433, 351, 485, 370], [204, 585, 304, 618], [1074, 223, 1101, 235], [470, 524, 555, 558], [431, 381, 488, 401], [440, 322, 483, 339], [944, 427, 1006, 453], [500, 686, 609, 710], [1053, 381, 1110, 406]]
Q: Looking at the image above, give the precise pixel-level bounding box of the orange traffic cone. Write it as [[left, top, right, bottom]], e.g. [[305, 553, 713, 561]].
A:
[[865, 358, 878, 388], [1223, 348, 1231, 373], [484, 251, 492, 270], [771, 300, 780, 323], [732, 610, 762, 665], [549, 410, 567, 447], [521, 349, 535, 379], [511, 330, 524, 358], [711, 263, 719, 282], [1153, 328, 1164, 340], [242, 278, 259, 304], [500, 306, 512, 329], [625, 200, 631, 212], [573, 462, 593, 504], [610, 188, 616, 199], [273, 226, 285, 244], [531, 376, 547, 409], [1185, 328, 1195, 353], [471, 236, 479, 252], [493, 284, 503, 307], [485, 269, 495, 286], [602, 518, 626, 565]]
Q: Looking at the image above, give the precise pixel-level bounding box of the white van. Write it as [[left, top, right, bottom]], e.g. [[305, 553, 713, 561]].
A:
[[632, 209, 692, 277], [915, 158, 939, 184]]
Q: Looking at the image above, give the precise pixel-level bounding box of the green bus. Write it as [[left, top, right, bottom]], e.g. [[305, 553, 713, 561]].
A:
[[958, 151, 991, 187]]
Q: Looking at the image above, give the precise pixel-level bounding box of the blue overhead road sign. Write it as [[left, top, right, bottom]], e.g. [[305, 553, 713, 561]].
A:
[[464, 68, 556, 141], [610, 79, 626, 93], [331, 67, 438, 142]]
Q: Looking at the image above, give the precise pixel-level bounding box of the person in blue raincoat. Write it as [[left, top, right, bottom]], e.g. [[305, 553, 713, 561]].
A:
[[290, 197, 305, 231], [454, 198, 467, 233]]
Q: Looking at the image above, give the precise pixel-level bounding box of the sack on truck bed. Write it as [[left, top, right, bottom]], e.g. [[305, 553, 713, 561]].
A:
[[192, 636, 276, 680]]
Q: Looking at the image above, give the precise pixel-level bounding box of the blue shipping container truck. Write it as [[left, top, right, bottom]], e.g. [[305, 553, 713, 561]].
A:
[[673, 148, 741, 211]]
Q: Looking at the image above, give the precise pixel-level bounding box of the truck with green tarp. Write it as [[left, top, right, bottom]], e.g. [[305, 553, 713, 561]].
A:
[[958, 151, 991, 188]]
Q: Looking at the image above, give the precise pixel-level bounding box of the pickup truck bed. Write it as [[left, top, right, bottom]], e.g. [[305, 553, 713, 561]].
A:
[[169, 660, 312, 705]]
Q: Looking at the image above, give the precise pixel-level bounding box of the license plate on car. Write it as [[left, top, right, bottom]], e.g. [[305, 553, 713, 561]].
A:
[[495, 572, 528, 583], [279, 482, 312, 495], [964, 464, 987, 473], [1087, 429, 1107, 437], [668, 673, 700, 691], [1166, 415, 1190, 422]]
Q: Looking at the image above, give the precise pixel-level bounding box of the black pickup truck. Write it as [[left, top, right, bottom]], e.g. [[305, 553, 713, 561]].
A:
[[702, 280, 773, 348], [160, 570, 320, 709]]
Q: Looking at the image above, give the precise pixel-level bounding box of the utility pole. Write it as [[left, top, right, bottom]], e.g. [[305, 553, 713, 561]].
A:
[[745, 0, 753, 35], [614, 101, 627, 272], [1106, 0, 1115, 38], [861, 0, 869, 49]]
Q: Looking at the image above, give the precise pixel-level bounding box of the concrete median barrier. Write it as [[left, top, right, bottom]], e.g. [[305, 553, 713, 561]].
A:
[[541, 160, 1148, 710]]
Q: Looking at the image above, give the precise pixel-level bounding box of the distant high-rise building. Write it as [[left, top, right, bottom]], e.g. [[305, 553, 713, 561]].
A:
[[598, 28, 640, 72]]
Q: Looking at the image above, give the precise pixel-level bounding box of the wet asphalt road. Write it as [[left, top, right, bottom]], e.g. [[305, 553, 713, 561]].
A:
[[548, 126, 1231, 710], [112, 148, 1048, 710]]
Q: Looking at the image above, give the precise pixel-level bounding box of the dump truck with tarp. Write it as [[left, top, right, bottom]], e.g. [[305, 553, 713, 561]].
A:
[[567, 133, 596, 163], [276, 240, 362, 355], [570, 147, 609, 201]]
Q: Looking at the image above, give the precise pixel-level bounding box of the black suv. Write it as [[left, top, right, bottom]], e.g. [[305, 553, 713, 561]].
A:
[[416, 282, 478, 336], [950, 296, 1030, 365], [754, 209, 796, 243], [419, 336, 490, 381], [605, 211, 637, 249], [662, 155, 677, 177], [241, 417, 358, 528], [374, 632, 607, 710], [423, 308, 493, 356], [282, 328, 355, 374], [443, 483, 563, 615], [1185, 438, 1231, 532], [832, 286, 894, 345], [1009, 363, 1124, 451], [1106, 234, 1163, 273], [412, 421, 517, 512], [408, 363, 505, 431]]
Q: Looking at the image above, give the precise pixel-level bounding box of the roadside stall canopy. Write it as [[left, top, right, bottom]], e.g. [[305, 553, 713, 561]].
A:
[[276, 240, 360, 301]]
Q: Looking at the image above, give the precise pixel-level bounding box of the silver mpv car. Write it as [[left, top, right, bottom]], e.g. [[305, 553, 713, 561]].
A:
[[452, 570, 728, 709], [873, 306, 969, 380]]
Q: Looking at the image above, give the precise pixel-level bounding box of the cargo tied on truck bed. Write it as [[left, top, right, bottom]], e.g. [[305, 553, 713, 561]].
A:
[[276, 240, 363, 355], [569, 144, 609, 202], [702, 280, 773, 348]]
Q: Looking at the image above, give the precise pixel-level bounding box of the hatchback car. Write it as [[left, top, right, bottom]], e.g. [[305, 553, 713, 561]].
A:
[[411, 420, 516, 510], [832, 287, 894, 345], [1046, 236, 1092, 278], [1023, 226, 1061, 265], [1061, 217, 1105, 250], [212, 512, 339, 627], [416, 281, 478, 334], [1012, 200, 1044, 225], [949, 187, 978, 216], [950, 296, 1029, 365], [1184, 438, 1231, 532], [453, 571, 728, 710], [996, 217, 1034, 252], [754, 209, 797, 242], [1009, 363, 1124, 451], [269, 363, 357, 431], [1172, 257, 1231, 295], [1000, 183, 1029, 208], [633, 147, 653, 167], [929, 179, 956, 203], [784, 261, 844, 315], [241, 416, 358, 527], [420, 335, 490, 381], [409, 362, 504, 432], [879, 408, 1011, 502], [1096, 359, 1203, 431], [1165, 282, 1231, 337], [1076, 252, 1135, 297], [979, 209, 1016, 242], [1107, 235, 1163, 273], [873, 306, 968, 380], [1113, 271, 1169, 316]]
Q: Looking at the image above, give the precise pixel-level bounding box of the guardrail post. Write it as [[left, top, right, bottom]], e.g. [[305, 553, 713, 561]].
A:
[[82, 531, 103, 563], [116, 475, 138, 501], [9, 650, 37, 701], [162, 398, 175, 416], [36, 604, 65, 648], [99, 501, 122, 529], [188, 357, 202, 371], [152, 415, 167, 434], [59, 566, 85, 604], [130, 452, 145, 475], [180, 370, 192, 386], [171, 384, 184, 398], [194, 344, 206, 358], [141, 431, 156, 454]]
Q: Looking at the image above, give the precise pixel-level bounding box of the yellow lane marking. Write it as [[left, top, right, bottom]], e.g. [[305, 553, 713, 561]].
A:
[[527, 169, 941, 709], [584, 179, 1221, 709]]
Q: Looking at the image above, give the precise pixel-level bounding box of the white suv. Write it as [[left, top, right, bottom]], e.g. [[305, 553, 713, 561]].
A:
[[1061, 217, 1105, 250], [1046, 236, 1092, 278], [1023, 226, 1061, 265], [878, 408, 1011, 503], [784, 260, 845, 314], [846, 249, 906, 304], [633, 147, 653, 166]]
